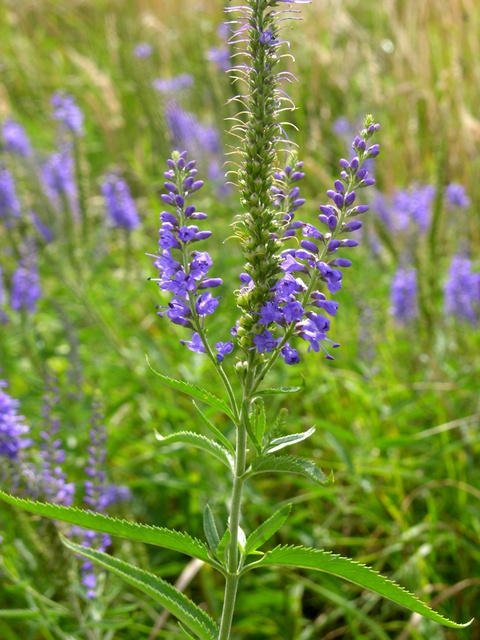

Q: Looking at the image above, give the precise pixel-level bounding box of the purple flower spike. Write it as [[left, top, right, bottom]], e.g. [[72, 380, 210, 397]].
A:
[[0, 168, 21, 219], [51, 92, 84, 136], [390, 267, 418, 325], [102, 175, 140, 231], [2, 119, 32, 156], [0, 381, 31, 462]]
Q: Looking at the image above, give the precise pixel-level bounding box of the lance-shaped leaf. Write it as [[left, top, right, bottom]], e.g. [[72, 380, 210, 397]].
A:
[[244, 504, 292, 556], [250, 397, 267, 445], [192, 401, 235, 454], [0, 492, 216, 567], [254, 385, 302, 396], [61, 537, 218, 640], [215, 528, 231, 566], [264, 427, 316, 454], [245, 455, 328, 486], [203, 504, 220, 553], [155, 430, 234, 470], [146, 356, 235, 421], [245, 545, 472, 629]]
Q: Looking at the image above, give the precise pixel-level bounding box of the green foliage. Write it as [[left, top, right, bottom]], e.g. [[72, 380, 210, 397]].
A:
[[0, 0, 479, 637], [247, 545, 471, 629], [0, 492, 214, 566], [246, 455, 328, 486], [61, 536, 219, 640]]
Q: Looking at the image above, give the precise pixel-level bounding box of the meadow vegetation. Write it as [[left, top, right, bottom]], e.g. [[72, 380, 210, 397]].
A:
[[0, 0, 479, 638]]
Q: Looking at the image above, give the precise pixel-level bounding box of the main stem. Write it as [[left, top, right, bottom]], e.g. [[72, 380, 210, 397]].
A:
[[218, 366, 255, 639]]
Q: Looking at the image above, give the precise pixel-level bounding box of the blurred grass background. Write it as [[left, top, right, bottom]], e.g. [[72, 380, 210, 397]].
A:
[[0, 0, 479, 638]]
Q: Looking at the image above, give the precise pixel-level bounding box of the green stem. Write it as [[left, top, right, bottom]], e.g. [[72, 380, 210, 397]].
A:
[[218, 361, 255, 638]]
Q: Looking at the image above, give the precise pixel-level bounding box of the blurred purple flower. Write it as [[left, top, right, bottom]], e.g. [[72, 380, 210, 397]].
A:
[[10, 242, 41, 313], [39, 384, 75, 506], [0, 381, 31, 461], [102, 174, 140, 231], [152, 74, 194, 94], [0, 167, 21, 220], [51, 92, 84, 136], [207, 46, 230, 71], [445, 183, 470, 209], [444, 254, 479, 324], [390, 266, 418, 324], [2, 119, 32, 156], [42, 146, 79, 220], [133, 43, 153, 58]]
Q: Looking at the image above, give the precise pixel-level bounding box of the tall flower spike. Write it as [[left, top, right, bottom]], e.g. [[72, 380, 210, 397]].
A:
[[10, 241, 42, 314], [39, 383, 75, 506], [149, 151, 231, 361], [250, 118, 380, 361], [226, 0, 303, 353]]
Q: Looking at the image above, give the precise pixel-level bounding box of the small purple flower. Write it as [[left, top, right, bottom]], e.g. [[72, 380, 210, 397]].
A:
[[196, 292, 220, 316], [181, 332, 206, 354], [102, 174, 140, 231], [207, 46, 231, 72], [0, 381, 31, 461], [0, 167, 21, 219], [10, 243, 41, 313], [153, 74, 194, 94], [444, 254, 479, 324], [280, 344, 300, 365], [133, 43, 153, 58], [390, 266, 418, 324], [216, 341, 234, 362], [2, 119, 32, 156], [51, 92, 84, 136], [42, 146, 79, 220], [445, 183, 470, 209], [253, 331, 279, 353]]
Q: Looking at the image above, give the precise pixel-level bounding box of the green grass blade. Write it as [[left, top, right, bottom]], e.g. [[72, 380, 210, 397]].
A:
[[247, 545, 473, 629], [146, 356, 234, 421], [0, 491, 212, 565], [61, 537, 218, 640]]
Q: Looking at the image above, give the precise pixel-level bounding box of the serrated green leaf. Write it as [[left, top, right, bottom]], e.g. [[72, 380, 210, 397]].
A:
[[178, 624, 198, 640], [61, 537, 218, 640], [192, 401, 235, 454], [255, 385, 302, 396], [265, 427, 316, 454], [0, 491, 214, 566], [203, 504, 220, 553], [147, 356, 234, 421], [246, 545, 472, 629], [245, 455, 328, 486], [245, 504, 292, 556], [155, 430, 234, 470]]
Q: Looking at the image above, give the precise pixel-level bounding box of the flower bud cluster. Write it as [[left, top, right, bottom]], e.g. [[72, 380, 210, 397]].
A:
[[150, 151, 233, 361], [250, 120, 380, 362], [227, 1, 303, 352]]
